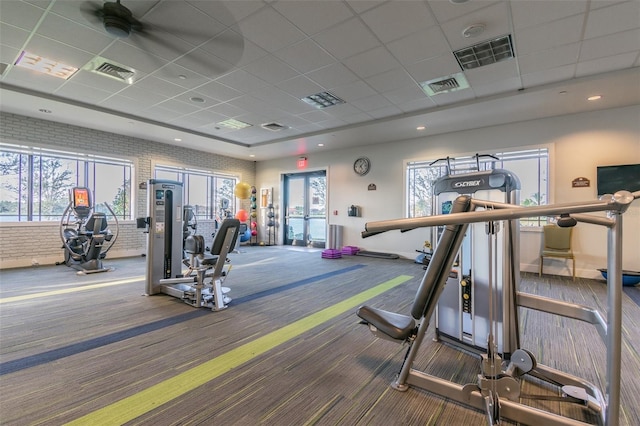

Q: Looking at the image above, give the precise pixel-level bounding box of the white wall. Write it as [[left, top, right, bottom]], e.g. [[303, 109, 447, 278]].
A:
[[256, 105, 640, 279]]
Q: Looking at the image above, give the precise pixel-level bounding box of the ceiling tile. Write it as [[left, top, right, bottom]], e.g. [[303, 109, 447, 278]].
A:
[[367, 104, 403, 119], [195, 80, 242, 102], [428, 88, 475, 106], [100, 41, 168, 75], [134, 75, 186, 98], [275, 75, 324, 98], [360, 1, 436, 43], [576, 51, 639, 77], [200, 29, 265, 69], [510, 1, 587, 30], [472, 76, 522, 97], [216, 68, 269, 92], [173, 90, 221, 108], [396, 96, 436, 113], [152, 63, 207, 88], [242, 55, 299, 85], [0, 23, 30, 51], [579, 29, 640, 62], [366, 68, 416, 93], [274, 39, 336, 74], [521, 64, 576, 88], [406, 54, 462, 84], [349, 94, 392, 112], [518, 42, 581, 75], [345, 1, 386, 14], [312, 17, 380, 60], [331, 80, 377, 102], [514, 14, 584, 56], [188, 1, 266, 27], [142, 1, 227, 46], [427, 0, 500, 24], [24, 34, 95, 68], [465, 60, 519, 86], [386, 26, 451, 66], [272, 1, 354, 36], [343, 46, 401, 79], [238, 7, 307, 53], [305, 63, 359, 90], [69, 69, 132, 92], [174, 48, 234, 78], [206, 102, 246, 119], [584, 1, 640, 39], [382, 84, 427, 105], [154, 98, 201, 115], [36, 14, 113, 56], [0, 45, 21, 65], [53, 81, 113, 104], [439, 2, 511, 51], [0, 0, 45, 31]]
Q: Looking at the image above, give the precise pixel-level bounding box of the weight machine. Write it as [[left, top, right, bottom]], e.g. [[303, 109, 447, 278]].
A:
[[357, 190, 638, 425], [138, 179, 239, 311], [59, 187, 119, 274]]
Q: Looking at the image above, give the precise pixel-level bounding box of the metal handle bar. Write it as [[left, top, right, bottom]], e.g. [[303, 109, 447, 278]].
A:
[[363, 191, 637, 237]]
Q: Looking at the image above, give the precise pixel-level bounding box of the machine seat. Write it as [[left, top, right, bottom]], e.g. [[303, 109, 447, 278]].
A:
[[357, 306, 416, 341]]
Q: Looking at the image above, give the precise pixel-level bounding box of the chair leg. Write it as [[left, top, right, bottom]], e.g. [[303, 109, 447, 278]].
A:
[[572, 257, 576, 280], [539, 256, 543, 276]]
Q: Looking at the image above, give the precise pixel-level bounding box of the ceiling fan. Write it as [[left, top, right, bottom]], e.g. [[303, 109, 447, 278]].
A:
[[82, 0, 144, 38]]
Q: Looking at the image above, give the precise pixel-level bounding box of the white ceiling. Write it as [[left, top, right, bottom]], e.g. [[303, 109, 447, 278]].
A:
[[1, 0, 639, 161]]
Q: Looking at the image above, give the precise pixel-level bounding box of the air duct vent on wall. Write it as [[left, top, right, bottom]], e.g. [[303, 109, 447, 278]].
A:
[[261, 122, 287, 131], [83, 56, 136, 84]]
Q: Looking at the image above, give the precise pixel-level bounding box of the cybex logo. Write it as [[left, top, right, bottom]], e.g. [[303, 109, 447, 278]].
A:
[[453, 180, 482, 188]]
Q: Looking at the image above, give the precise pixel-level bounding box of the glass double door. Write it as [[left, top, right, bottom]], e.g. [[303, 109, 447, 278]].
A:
[[283, 171, 326, 247]]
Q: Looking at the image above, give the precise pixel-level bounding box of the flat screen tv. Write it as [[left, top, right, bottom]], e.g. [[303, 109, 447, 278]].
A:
[[596, 164, 640, 196]]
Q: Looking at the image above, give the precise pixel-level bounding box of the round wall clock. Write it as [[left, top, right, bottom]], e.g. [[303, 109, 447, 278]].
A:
[[353, 157, 371, 176]]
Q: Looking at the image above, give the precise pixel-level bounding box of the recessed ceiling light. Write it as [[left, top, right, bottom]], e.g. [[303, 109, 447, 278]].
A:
[[178, 75, 187, 80], [416, 126, 426, 130], [249, 154, 256, 158], [217, 118, 252, 130], [318, 143, 324, 147], [174, 138, 182, 142], [587, 95, 602, 101], [190, 97, 205, 103], [16, 51, 78, 80]]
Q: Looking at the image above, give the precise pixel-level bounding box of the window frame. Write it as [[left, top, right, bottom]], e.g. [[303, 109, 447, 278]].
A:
[[405, 147, 550, 226], [154, 164, 239, 220], [0, 143, 134, 222]]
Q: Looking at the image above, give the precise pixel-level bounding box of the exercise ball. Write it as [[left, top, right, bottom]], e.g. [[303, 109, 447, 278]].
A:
[[250, 195, 256, 202], [251, 221, 257, 229], [251, 186, 257, 194], [234, 182, 251, 199], [251, 202, 257, 209], [235, 209, 249, 222], [251, 211, 257, 218], [251, 230, 257, 236], [240, 228, 251, 242]]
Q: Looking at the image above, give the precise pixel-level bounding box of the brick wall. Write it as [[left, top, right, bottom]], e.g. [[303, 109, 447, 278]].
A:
[[0, 112, 255, 269]]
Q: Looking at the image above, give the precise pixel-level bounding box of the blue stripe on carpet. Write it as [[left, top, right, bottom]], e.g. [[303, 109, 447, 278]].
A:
[[0, 264, 365, 376]]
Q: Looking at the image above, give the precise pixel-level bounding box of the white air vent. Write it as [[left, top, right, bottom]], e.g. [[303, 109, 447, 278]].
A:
[[83, 56, 136, 84], [261, 122, 287, 131], [419, 72, 470, 96]]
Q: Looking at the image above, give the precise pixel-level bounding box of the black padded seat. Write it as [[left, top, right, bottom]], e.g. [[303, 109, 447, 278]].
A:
[[357, 306, 415, 341]]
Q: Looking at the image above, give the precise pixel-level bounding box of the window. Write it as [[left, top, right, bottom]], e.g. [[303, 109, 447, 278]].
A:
[[0, 143, 133, 222], [406, 148, 548, 226], [154, 165, 237, 220]]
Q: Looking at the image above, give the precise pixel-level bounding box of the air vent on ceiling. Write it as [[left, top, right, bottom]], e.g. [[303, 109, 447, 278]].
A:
[[83, 56, 136, 84], [419, 72, 470, 96], [261, 122, 287, 132], [454, 34, 514, 70]]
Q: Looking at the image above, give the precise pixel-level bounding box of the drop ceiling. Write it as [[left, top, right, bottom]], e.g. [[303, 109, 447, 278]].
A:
[[0, 0, 639, 160]]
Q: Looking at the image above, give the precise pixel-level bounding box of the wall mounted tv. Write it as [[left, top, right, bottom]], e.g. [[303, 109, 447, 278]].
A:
[[596, 163, 640, 196]]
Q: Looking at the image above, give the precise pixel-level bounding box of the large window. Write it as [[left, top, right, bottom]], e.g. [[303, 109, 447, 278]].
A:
[[407, 148, 548, 226], [0, 143, 133, 222], [154, 165, 237, 219]]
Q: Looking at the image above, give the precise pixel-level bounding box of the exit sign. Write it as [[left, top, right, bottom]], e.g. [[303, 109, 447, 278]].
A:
[[297, 157, 307, 169]]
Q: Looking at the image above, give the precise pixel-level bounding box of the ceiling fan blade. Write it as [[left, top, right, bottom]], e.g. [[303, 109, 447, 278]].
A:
[[79, 0, 105, 27]]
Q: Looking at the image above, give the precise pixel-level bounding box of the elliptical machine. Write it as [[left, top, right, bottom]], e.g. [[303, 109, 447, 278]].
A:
[[59, 187, 119, 274]]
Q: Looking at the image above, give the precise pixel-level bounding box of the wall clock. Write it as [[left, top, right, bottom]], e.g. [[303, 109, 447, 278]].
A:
[[353, 157, 371, 176]]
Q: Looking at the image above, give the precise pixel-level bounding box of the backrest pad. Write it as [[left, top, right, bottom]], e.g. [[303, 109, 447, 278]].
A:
[[211, 218, 241, 255]]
